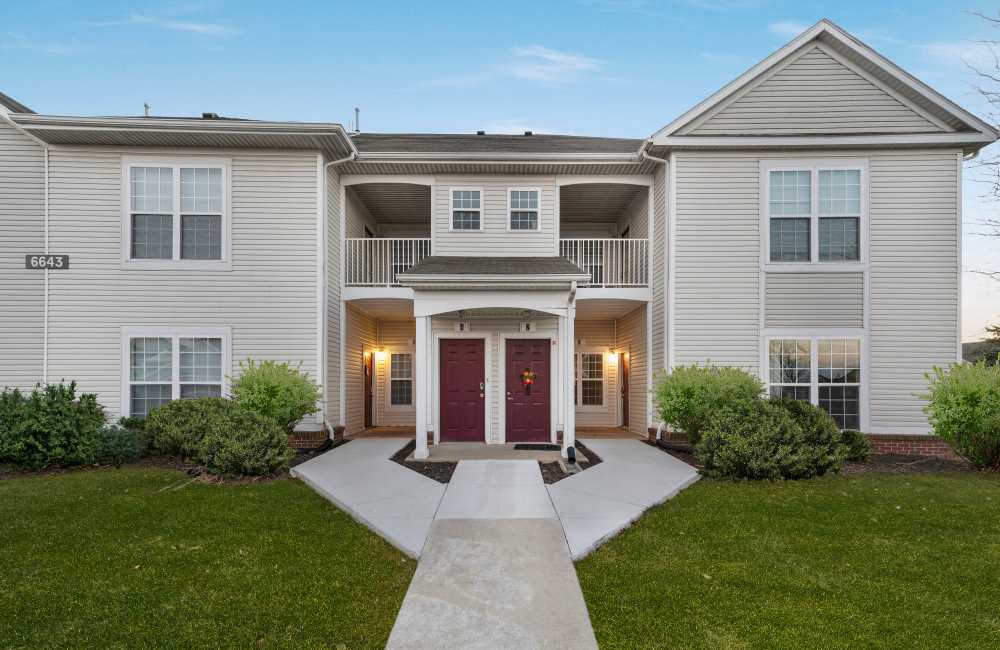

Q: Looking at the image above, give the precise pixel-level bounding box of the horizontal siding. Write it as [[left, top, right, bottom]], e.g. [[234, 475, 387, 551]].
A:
[[575, 320, 618, 427], [615, 305, 648, 435], [765, 273, 864, 328], [618, 187, 649, 238], [344, 305, 376, 435], [326, 166, 341, 427], [46, 147, 319, 419], [376, 320, 416, 426], [432, 176, 556, 256], [684, 45, 941, 136], [673, 152, 760, 371], [345, 186, 377, 238], [0, 121, 45, 391], [869, 150, 959, 432], [651, 166, 665, 374]]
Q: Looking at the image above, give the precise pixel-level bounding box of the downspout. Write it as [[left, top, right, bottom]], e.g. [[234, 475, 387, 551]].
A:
[[2, 112, 50, 384]]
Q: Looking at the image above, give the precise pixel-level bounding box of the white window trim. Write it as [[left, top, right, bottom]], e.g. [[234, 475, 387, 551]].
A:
[[120, 326, 232, 417], [121, 157, 233, 270], [575, 348, 607, 411], [448, 186, 484, 232], [761, 330, 869, 431], [760, 158, 869, 273], [386, 348, 415, 410], [506, 186, 542, 232]]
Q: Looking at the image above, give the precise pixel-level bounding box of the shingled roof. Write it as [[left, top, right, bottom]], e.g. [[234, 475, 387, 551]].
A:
[[352, 133, 644, 156]]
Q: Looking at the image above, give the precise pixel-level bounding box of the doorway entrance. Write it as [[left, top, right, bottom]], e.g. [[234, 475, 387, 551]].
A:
[[439, 339, 486, 441], [505, 339, 551, 442]]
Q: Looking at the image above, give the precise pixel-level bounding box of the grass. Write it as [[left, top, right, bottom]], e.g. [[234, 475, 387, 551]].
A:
[[577, 472, 1000, 650], [0, 467, 415, 649]]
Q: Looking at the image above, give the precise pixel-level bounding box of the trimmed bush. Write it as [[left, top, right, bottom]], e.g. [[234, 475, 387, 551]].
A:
[[770, 397, 845, 475], [145, 398, 230, 458], [0, 382, 106, 469], [924, 361, 1000, 470], [197, 409, 294, 476], [653, 365, 763, 444], [96, 424, 150, 467], [230, 359, 321, 431], [840, 429, 872, 462]]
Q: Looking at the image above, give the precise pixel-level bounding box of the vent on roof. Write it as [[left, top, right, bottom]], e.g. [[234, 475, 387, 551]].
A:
[[524, 131, 533, 136], [201, 112, 220, 119], [476, 130, 485, 135]]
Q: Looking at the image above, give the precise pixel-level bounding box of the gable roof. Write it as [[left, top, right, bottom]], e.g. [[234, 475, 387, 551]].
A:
[[0, 91, 33, 114], [652, 19, 997, 147]]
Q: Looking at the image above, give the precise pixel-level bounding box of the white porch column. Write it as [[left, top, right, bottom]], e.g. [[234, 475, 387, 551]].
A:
[[414, 315, 429, 460], [561, 307, 576, 458]]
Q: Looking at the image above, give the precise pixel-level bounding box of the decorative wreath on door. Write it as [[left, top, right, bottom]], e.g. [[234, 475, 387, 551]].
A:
[[521, 368, 537, 394]]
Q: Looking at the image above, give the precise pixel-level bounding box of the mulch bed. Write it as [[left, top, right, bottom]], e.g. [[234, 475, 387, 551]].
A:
[[842, 453, 976, 475], [539, 441, 603, 484], [644, 439, 702, 469], [390, 440, 456, 484]]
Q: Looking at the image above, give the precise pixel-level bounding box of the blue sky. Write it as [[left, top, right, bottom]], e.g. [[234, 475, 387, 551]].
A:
[[2, 0, 998, 340]]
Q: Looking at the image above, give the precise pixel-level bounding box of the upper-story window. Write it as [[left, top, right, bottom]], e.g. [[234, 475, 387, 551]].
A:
[[508, 188, 540, 231], [451, 189, 482, 231], [124, 159, 230, 268], [765, 160, 865, 265]]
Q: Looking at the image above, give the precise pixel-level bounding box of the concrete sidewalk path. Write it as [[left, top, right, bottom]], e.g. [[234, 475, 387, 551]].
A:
[[386, 460, 597, 650]]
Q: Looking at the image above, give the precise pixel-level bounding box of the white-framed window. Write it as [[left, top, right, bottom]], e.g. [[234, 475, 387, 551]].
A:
[[762, 160, 866, 267], [766, 335, 862, 430], [121, 327, 231, 418], [122, 158, 231, 269], [507, 188, 540, 231], [389, 352, 413, 406], [450, 188, 482, 231], [574, 351, 605, 407]]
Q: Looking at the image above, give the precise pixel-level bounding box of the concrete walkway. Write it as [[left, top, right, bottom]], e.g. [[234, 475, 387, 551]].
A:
[[386, 460, 597, 649]]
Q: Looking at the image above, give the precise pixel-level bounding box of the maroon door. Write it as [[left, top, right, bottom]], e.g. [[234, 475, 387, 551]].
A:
[[506, 339, 551, 442], [439, 339, 486, 441]]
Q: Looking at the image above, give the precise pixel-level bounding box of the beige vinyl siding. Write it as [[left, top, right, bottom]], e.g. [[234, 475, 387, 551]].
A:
[[651, 165, 666, 373], [575, 320, 618, 427], [618, 186, 648, 237], [433, 176, 556, 256], [869, 150, 960, 432], [376, 320, 416, 426], [326, 165, 342, 428], [682, 45, 942, 136], [765, 273, 864, 328], [0, 121, 45, 391], [345, 185, 377, 238], [615, 304, 648, 435], [344, 304, 375, 434], [673, 152, 760, 371], [45, 147, 319, 420]]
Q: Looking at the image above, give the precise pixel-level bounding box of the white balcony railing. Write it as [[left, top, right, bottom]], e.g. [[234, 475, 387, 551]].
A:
[[560, 238, 649, 287], [344, 238, 432, 287]]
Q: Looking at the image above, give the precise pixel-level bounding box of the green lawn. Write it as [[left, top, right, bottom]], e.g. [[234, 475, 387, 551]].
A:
[[0, 468, 415, 650], [577, 472, 1000, 650]]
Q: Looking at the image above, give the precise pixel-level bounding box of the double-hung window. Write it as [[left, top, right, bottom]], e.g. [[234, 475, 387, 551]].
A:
[[508, 188, 540, 231], [767, 336, 862, 430], [390, 353, 413, 406], [451, 189, 482, 231], [123, 328, 230, 418], [574, 352, 604, 407], [765, 160, 865, 265], [125, 159, 229, 267]]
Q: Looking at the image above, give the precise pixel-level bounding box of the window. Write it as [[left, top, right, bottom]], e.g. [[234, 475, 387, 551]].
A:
[[575, 352, 604, 407], [451, 189, 482, 231], [766, 336, 862, 430], [123, 328, 229, 418], [508, 189, 539, 231], [765, 161, 865, 265], [125, 160, 228, 266], [390, 353, 413, 406]]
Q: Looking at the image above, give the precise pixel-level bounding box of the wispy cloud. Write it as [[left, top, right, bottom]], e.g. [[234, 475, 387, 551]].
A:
[[925, 41, 997, 69], [768, 20, 809, 38], [86, 12, 241, 36], [503, 45, 602, 83], [1, 32, 87, 55]]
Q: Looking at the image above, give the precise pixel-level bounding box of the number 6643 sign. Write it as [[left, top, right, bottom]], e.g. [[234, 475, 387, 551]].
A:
[[25, 254, 70, 269]]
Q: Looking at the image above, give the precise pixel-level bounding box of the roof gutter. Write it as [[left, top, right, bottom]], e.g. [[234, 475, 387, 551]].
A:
[[638, 139, 668, 165]]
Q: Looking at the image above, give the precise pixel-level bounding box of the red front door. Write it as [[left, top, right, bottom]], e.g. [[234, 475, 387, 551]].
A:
[[505, 339, 551, 442], [439, 339, 486, 442]]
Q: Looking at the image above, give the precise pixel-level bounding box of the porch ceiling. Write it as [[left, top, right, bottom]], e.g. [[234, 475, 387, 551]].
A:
[[575, 298, 645, 320], [559, 183, 644, 223], [348, 298, 414, 320], [350, 183, 431, 224]]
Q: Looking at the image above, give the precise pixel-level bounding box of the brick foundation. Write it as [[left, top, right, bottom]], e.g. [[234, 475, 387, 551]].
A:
[[646, 428, 961, 460], [288, 428, 330, 450]]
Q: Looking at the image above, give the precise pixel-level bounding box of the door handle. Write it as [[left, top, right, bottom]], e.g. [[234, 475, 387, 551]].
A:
[[480, 382, 485, 390]]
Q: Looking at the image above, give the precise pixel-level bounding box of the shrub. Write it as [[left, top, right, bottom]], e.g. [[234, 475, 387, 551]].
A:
[[96, 424, 150, 467], [197, 409, 294, 476], [653, 365, 763, 444], [144, 397, 293, 476], [0, 382, 106, 469], [230, 360, 321, 431], [840, 429, 872, 462], [770, 397, 845, 475], [924, 361, 1000, 470]]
